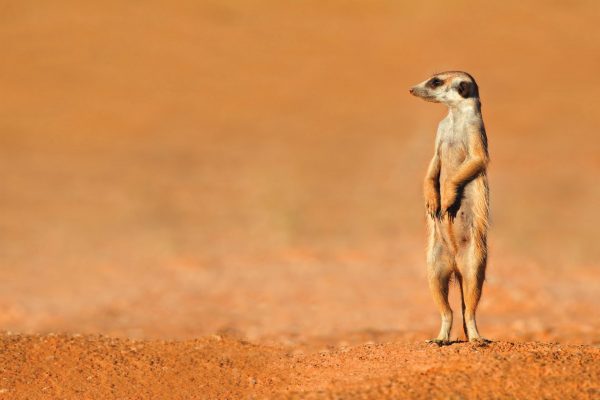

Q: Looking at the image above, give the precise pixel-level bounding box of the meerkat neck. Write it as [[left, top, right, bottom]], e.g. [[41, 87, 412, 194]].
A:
[[448, 99, 481, 120]]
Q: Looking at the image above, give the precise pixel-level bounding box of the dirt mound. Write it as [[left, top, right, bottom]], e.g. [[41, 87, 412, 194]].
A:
[[1, 333, 598, 399]]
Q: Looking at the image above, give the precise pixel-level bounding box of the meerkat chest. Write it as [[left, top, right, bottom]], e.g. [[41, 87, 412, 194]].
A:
[[437, 121, 468, 163], [439, 136, 467, 157]]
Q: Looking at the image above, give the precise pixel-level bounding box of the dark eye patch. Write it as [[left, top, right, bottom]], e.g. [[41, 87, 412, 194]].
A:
[[457, 81, 473, 98], [427, 77, 444, 89]]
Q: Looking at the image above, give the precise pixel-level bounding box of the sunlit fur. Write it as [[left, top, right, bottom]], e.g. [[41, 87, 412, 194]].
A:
[[411, 71, 489, 344]]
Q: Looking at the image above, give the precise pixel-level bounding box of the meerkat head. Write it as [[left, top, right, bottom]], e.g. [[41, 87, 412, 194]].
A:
[[409, 71, 479, 106]]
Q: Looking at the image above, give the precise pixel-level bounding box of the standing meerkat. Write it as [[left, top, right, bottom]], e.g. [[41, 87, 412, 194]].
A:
[[410, 71, 489, 344]]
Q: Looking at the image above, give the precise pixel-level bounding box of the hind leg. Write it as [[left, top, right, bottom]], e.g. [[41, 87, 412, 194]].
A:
[[456, 272, 468, 340], [456, 240, 487, 342], [426, 234, 454, 344]]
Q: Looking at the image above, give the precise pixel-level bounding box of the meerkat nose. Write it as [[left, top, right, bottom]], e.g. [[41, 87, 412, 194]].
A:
[[409, 88, 415, 94]]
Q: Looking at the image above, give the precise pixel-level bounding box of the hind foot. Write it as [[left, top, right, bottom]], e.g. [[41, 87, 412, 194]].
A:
[[426, 338, 452, 347], [469, 337, 491, 347]]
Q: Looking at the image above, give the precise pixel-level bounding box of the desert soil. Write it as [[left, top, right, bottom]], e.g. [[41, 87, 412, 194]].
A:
[[0, 1, 599, 398], [1, 334, 599, 399]]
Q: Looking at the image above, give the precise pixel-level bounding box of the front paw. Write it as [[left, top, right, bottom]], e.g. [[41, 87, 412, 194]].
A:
[[441, 186, 457, 215], [425, 197, 440, 218], [424, 187, 440, 218]]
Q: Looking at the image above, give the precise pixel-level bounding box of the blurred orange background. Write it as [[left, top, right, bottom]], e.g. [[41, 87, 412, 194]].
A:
[[0, 0, 598, 344]]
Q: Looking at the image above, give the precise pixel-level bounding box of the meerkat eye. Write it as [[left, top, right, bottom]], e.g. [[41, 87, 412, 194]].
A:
[[427, 78, 443, 88]]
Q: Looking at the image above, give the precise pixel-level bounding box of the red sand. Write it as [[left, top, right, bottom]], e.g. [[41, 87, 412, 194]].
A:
[[1, 334, 598, 399]]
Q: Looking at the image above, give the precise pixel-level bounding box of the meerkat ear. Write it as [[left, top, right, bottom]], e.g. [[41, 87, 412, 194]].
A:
[[457, 81, 473, 98]]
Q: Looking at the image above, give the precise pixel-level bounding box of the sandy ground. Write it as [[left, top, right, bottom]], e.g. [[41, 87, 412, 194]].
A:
[[0, 0, 599, 398], [1, 334, 599, 399]]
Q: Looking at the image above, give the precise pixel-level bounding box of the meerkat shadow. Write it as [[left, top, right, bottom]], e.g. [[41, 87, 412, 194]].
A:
[[426, 339, 463, 347], [426, 338, 492, 347]]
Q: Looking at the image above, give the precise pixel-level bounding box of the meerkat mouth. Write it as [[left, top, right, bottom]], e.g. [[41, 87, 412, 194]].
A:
[[421, 96, 440, 103]]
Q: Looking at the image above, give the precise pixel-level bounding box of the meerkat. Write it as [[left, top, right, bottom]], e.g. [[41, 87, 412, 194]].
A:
[[409, 71, 489, 344]]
